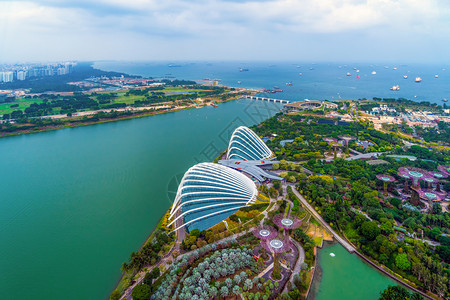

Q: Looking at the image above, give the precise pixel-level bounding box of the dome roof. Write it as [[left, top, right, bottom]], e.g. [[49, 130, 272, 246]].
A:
[[226, 126, 274, 161], [169, 163, 257, 232]]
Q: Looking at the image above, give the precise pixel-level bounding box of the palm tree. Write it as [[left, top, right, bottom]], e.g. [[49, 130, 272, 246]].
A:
[[240, 271, 247, 281], [244, 278, 253, 290], [209, 286, 218, 298], [233, 274, 241, 285], [220, 286, 229, 298], [233, 285, 241, 296]]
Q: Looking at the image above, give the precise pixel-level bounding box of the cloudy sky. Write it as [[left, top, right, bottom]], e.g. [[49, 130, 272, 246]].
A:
[[0, 0, 449, 62]]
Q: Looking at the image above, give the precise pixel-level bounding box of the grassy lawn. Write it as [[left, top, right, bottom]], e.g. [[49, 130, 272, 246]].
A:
[[0, 86, 217, 116], [0, 98, 45, 114], [313, 236, 323, 246]]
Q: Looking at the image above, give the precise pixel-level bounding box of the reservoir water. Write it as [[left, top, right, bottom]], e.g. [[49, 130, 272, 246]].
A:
[[310, 243, 396, 300], [2, 60, 436, 299], [0, 99, 282, 299]]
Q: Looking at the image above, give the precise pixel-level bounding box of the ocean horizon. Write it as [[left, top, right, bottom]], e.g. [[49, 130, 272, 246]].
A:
[[94, 61, 450, 106]]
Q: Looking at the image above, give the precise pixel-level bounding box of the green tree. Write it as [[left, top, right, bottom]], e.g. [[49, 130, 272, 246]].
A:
[[361, 221, 380, 241], [432, 202, 442, 214], [395, 253, 411, 271], [257, 257, 265, 270], [131, 284, 151, 300], [190, 229, 201, 237], [379, 285, 422, 300], [109, 290, 121, 300]]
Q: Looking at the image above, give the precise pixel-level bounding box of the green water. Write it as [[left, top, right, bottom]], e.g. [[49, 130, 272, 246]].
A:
[[311, 243, 396, 300], [0, 99, 282, 299]]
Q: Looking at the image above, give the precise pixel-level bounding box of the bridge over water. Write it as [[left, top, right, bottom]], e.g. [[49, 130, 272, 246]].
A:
[[244, 95, 290, 104]]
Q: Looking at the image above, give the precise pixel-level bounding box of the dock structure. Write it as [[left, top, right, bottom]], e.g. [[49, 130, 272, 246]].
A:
[[245, 95, 290, 104]]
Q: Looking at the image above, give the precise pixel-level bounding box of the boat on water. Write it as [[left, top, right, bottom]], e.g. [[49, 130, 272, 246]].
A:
[[415, 77, 422, 82], [393, 67, 398, 70], [273, 86, 280, 89], [356, 75, 360, 79], [390, 85, 400, 91], [356, 70, 360, 73], [237, 81, 242, 84], [443, 99, 448, 103], [299, 73, 302, 76], [346, 72, 351, 76], [371, 71, 376, 75], [286, 82, 292, 86], [403, 75, 408, 79], [435, 74, 439, 78], [211, 103, 218, 107], [239, 68, 249, 72]]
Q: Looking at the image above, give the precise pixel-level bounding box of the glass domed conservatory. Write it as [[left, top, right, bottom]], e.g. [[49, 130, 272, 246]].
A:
[[168, 162, 258, 232], [226, 126, 274, 161]]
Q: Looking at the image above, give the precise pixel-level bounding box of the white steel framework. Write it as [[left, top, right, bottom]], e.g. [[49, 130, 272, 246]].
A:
[[226, 126, 274, 161], [168, 162, 258, 232]]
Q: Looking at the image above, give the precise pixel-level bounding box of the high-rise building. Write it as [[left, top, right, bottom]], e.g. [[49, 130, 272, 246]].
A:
[[1, 72, 14, 83], [16, 71, 27, 81]]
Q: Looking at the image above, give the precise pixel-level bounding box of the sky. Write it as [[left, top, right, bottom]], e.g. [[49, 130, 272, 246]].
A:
[[0, 0, 450, 63]]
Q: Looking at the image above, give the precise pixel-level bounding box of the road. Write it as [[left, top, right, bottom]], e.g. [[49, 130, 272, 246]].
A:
[[289, 184, 356, 253]]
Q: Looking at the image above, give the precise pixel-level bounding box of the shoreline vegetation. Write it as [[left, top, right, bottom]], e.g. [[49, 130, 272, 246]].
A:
[[0, 64, 259, 138], [112, 97, 449, 300]]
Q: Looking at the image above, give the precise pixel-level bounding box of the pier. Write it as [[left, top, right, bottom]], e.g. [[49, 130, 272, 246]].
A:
[[245, 95, 290, 104]]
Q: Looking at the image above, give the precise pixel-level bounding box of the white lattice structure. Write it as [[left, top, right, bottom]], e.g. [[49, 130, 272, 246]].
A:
[[168, 163, 258, 232], [226, 126, 274, 161]]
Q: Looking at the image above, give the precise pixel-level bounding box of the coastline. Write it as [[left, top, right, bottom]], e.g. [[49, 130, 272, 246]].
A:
[[112, 207, 172, 296], [0, 93, 249, 140]]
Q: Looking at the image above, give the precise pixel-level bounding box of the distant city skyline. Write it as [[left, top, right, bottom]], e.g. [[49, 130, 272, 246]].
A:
[[1, 0, 450, 63]]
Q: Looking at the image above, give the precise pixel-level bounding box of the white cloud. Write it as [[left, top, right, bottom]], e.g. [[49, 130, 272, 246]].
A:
[[0, 0, 449, 61]]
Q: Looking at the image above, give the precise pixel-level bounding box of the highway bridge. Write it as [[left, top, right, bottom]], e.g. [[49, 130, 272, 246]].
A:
[[244, 95, 290, 104]]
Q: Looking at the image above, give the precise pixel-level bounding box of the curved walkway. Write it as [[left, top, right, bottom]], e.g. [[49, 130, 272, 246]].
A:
[[289, 185, 355, 253], [282, 238, 305, 293]]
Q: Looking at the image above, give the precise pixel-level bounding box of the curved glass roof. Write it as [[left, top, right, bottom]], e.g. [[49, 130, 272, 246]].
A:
[[168, 163, 257, 232], [226, 126, 274, 160]]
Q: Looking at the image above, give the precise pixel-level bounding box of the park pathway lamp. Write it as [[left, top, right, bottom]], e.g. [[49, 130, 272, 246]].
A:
[[329, 142, 342, 160], [417, 190, 447, 214], [398, 167, 432, 205], [322, 137, 338, 157], [438, 165, 450, 176], [273, 213, 302, 233], [253, 225, 278, 240], [338, 135, 355, 157], [430, 171, 448, 192], [261, 236, 293, 254], [376, 174, 396, 196], [423, 177, 439, 191], [398, 171, 411, 193]]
